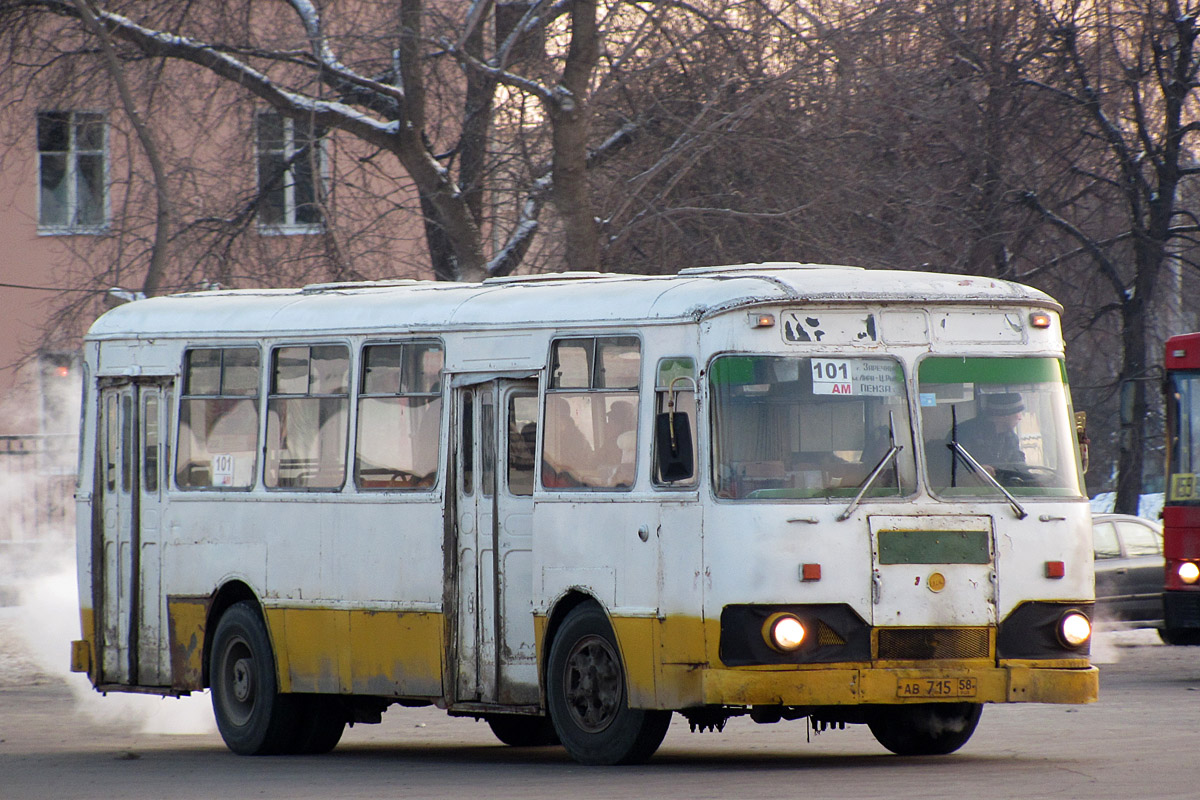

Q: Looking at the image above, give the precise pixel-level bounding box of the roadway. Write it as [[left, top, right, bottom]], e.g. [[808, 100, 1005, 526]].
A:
[[1, 610, 1195, 800]]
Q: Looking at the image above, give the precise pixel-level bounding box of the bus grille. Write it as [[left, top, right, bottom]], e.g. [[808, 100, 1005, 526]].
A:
[[877, 627, 990, 660]]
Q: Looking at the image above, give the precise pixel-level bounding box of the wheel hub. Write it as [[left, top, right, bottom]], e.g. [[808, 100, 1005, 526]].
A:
[[232, 657, 254, 703], [563, 634, 621, 733]]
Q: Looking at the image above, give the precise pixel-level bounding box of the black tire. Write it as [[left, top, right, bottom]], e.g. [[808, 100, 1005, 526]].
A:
[[291, 695, 347, 754], [485, 714, 560, 747], [209, 601, 300, 755], [867, 702, 982, 756], [1160, 627, 1200, 646], [546, 604, 672, 765]]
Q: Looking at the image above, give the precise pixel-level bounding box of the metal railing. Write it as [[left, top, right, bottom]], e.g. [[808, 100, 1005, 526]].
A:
[[0, 433, 77, 546]]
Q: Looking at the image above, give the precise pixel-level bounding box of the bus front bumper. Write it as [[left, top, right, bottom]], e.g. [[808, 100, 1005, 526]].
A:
[[700, 662, 1098, 707]]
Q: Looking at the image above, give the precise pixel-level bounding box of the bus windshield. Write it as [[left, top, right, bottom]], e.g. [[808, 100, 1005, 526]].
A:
[[919, 357, 1082, 498], [1167, 370, 1200, 504], [710, 355, 916, 500]]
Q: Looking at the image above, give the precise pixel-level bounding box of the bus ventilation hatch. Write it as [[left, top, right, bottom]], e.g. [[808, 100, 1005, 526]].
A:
[[877, 627, 990, 660]]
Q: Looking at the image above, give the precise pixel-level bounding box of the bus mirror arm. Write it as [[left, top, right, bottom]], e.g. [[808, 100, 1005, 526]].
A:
[[948, 441, 1028, 520], [655, 411, 694, 482], [655, 376, 698, 483], [1075, 411, 1089, 474]]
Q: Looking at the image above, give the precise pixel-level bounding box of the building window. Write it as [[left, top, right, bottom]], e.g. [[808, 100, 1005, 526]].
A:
[[255, 111, 325, 233], [37, 111, 107, 232]]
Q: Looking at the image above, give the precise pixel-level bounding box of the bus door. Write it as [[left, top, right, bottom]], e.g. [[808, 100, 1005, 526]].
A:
[[868, 515, 997, 635], [97, 381, 172, 686], [452, 378, 539, 705]]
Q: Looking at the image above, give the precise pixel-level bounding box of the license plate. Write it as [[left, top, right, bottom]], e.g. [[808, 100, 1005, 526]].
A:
[[896, 676, 978, 698]]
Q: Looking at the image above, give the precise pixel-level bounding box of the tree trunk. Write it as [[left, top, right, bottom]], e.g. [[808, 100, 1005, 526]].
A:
[[550, 0, 599, 272]]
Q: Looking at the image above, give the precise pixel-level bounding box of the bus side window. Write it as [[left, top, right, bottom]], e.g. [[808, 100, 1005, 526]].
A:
[[461, 392, 474, 495], [104, 393, 118, 493], [176, 347, 261, 490], [542, 336, 640, 490], [355, 341, 443, 491], [507, 394, 537, 496], [266, 344, 350, 490], [653, 358, 697, 487], [143, 394, 159, 495]]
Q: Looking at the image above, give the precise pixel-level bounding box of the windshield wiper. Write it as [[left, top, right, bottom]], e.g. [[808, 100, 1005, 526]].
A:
[[838, 411, 901, 522], [947, 441, 1028, 520]]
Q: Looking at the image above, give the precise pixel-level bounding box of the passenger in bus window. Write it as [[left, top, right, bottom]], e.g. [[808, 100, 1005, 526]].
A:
[[603, 400, 637, 487], [953, 393, 1026, 474]]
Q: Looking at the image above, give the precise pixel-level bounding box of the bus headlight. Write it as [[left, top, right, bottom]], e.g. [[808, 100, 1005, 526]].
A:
[[1058, 611, 1092, 647], [763, 613, 806, 652], [1179, 562, 1200, 585]]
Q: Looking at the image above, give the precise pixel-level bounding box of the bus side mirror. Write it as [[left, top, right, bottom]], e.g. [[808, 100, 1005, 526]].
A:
[[655, 411, 694, 482], [1075, 411, 1089, 475]]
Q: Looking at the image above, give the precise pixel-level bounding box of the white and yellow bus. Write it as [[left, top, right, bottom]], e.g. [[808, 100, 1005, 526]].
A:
[[71, 263, 1097, 764]]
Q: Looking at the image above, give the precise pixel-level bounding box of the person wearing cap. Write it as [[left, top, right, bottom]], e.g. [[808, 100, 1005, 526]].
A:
[[953, 393, 1026, 474]]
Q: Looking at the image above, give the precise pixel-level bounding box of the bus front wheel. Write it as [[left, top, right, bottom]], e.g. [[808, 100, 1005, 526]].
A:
[[1160, 627, 1200, 646], [485, 714, 560, 747], [867, 702, 982, 756], [546, 604, 671, 765], [210, 601, 299, 755]]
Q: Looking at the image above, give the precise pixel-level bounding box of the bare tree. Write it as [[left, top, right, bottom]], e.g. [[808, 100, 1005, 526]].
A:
[[1018, 0, 1200, 512]]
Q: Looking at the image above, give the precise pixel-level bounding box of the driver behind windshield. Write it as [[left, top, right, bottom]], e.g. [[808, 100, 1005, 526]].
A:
[[953, 392, 1025, 475]]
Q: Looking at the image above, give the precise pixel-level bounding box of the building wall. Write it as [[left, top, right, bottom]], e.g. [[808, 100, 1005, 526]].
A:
[[0, 78, 432, 436]]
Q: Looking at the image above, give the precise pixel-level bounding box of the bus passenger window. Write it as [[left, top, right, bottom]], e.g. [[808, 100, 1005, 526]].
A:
[[461, 393, 474, 495], [355, 342, 443, 491], [266, 345, 350, 490], [104, 394, 118, 492], [508, 394, 538, 496], [176, 347, 261, 489], [143, 394, 159, 495], [543, 336, 640, 490], [121, 394, 133, 493]]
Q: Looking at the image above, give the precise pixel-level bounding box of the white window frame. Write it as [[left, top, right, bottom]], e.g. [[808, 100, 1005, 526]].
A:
[[255, 110, 327, 235], [36, 110, 108, 234]]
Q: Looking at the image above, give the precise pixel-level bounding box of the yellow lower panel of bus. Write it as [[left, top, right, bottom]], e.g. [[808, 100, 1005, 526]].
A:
[[266, 607, 444, 697], [704, 664, 1098, 707]]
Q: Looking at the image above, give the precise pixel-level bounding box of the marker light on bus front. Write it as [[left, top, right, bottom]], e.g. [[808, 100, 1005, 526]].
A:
[[1178, 562, 1200, 585], [1058, 611, 1092, 648]]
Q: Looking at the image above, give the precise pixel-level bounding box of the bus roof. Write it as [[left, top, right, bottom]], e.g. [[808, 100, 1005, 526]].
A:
[[85, 263, 1061, 340]]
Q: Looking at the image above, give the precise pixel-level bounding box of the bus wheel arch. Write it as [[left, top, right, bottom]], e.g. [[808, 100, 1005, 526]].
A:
[[544, 599, 671, 765], [209, 598, 302, 755], [201, 581, 259, 690]]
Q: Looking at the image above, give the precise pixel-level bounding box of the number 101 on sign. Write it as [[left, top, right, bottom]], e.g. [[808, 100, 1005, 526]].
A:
[[812, 359, 852, 395]]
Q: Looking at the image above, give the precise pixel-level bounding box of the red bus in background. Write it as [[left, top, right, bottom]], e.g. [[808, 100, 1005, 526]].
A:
[[1162, 333, 1200, 644]]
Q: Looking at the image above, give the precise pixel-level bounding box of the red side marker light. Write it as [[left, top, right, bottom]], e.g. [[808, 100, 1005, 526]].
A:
[[1045, 561, 1065, 579], [801, 563, 822, 582]]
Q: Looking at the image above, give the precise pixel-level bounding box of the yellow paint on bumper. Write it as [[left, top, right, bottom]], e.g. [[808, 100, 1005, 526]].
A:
[[604, 614, 1097, 709], [703, 663, 1097, 707]]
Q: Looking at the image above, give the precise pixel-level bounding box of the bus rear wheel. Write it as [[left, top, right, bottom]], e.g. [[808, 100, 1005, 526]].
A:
[[867, 702, 982, 756], [210, 601, 300, 755], [546, 604, 671, 765], [291, 695, 347, 754]]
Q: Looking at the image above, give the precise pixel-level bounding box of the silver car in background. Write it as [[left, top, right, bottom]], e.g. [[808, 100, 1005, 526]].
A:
[[1091, 513, 1164, 630]]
